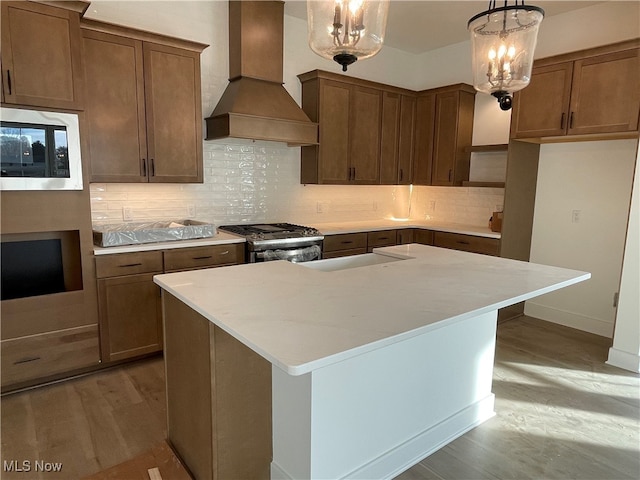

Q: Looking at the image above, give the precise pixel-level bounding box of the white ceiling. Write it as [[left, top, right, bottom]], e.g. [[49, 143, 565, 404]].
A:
[[285, 1, 607, 54]]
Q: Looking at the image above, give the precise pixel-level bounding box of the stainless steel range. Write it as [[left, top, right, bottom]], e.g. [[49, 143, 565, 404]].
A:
[[218, 223, 324, 263]]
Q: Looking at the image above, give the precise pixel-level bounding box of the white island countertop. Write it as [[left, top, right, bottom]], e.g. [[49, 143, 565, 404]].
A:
[[154, 244, 589, 376]]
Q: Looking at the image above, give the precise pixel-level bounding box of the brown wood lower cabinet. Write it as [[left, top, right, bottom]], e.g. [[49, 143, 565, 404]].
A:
[[164, 293, 271, 480], [414, 229, 434, 245], [1, 325, 99, 389], [97, 273, 163, 363], [95, 244, 245, 364], [433, 231, 500, 256], [367, 230, 397, 252], [323, 232, 368, 258]]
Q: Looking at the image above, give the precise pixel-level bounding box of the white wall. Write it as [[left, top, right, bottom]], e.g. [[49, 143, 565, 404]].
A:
[[607, 145, 640, 372], [525, 140, 638, 337]]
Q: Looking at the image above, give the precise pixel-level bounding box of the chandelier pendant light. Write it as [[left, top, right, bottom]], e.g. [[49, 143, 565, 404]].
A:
[[307, 0, 390, 72], [468, 0, 544, 110]]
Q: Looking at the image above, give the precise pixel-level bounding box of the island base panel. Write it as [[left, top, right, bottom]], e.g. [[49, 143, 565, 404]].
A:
[[271, 311, 498, 479], [163, 292, 272, 480]]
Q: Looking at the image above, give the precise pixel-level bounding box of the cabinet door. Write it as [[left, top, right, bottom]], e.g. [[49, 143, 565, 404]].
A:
[[569, 49, 640, 135], [83, 30, 148, 182], [144, 42, 203, 183], [511, 62, 573, 139], [396, 228, 415, 245], [1, 2, 83, 110], [379, 92, 401, 184], [350, 86, 382, 184], [431, 92, 460, 186], [97, 273, 163, 362], [397, 95, 416, 185], [415, 229, 434, 245], [432, 90, 474, 186], [413, 93, 436, 185], [318, 80, 351, 183]]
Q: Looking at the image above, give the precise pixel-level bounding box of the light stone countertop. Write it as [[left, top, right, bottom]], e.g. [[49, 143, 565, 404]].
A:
[[93, 231, 245, 256], [154, 244, 589, 376], [310, 219, 501, 239], [93, 220, 498, 255]]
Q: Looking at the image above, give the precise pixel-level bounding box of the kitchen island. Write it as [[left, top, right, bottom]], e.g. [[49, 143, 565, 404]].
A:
[[154, 244, 589, 480]]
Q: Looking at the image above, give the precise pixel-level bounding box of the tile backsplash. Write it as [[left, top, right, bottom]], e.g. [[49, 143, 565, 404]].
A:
[[90, 139, 504, 229]]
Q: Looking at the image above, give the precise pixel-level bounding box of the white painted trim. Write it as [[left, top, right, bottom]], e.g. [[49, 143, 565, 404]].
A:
[[606, 347, 640, 373], [524, 302, 613, 338]]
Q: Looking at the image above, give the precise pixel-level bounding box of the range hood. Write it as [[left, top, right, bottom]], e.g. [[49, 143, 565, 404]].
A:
[[206, 1, 318, 146]]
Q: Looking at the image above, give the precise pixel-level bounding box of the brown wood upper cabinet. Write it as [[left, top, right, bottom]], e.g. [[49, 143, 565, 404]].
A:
[[299, 71, 382, 184], [1, 1, 86, 110], [511, 40, 640, 139], [416, 85, 476, 186], [381, 93, 416, 185], [82, 21, 207, 183]]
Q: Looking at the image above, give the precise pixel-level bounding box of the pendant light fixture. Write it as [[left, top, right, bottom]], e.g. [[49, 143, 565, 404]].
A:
[[468, 1, 544, 110], [307, 0, 390, 72]]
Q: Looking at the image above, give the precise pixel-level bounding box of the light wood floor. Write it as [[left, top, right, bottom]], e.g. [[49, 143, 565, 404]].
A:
[[1, 316, 638, 479]]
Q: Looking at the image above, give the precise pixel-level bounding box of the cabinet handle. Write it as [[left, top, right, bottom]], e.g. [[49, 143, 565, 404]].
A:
[[142, 158, 147, 177], [192, 256, 213, 260], [378, 237, 389, 240], [560, 112, 566, 129], [340, 240, 354, 245], [219, 250, 230, 255], [119, 263, 143, 268], [448, 169, 453, 182], [6, 70, 12, 95], [569, 112, 574, 129], [456, 240, 470, 245], [399, 168, 404, 182], [150, 159, 155, 177], [14, 356, 41, 365]]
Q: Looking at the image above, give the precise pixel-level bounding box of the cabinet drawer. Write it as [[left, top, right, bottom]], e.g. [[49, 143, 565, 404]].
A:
[[1, 324, 100, 389], [367, 230, 397, 250], [95, 251, 164, 278], [433, 232, 500, 256], [323, 233, 368, 252], [164, 244, 244, 272]]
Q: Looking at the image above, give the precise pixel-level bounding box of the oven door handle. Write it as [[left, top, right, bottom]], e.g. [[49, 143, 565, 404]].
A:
[[256, 245, 321, 263]]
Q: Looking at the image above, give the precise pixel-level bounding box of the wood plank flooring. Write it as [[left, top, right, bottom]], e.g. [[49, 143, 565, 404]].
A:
[[1, 316, 638, 479]]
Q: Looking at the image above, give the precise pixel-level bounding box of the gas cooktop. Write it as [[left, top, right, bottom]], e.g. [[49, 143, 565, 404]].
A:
[[218, 223, 323, 242]]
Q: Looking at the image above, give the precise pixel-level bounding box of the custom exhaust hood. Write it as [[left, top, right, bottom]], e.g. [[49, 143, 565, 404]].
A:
[[206, 1, 318, 146]]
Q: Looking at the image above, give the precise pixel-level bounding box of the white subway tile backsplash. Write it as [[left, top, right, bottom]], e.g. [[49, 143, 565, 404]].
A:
[[89, 138, 504, 228]]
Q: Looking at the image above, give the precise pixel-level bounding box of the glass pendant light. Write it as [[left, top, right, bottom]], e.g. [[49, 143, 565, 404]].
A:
[[307, 0, 390, 72], [468, 1, 544, 110]]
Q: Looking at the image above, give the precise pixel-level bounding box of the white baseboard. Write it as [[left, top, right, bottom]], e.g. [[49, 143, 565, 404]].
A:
[[524, 302, 613, 337], [607, 347, 640, 373], [270, 395, 495, 480], [343, 394, 496, 480]]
